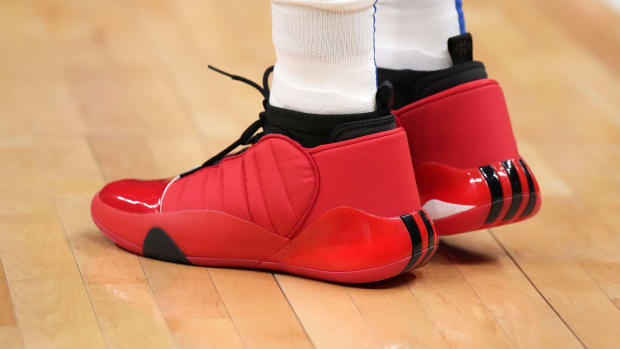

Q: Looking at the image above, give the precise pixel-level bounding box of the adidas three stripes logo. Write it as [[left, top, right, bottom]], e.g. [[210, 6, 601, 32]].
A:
[[479, 159, 539, 225]]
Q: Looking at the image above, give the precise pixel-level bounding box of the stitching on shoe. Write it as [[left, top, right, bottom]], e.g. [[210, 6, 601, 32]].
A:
[[268, 141, 297, 220], [192, 133, 319, 240], [219, 162, 226, 211], [241, 156, 255, 223], [252, 147, 279, 234], [256, 135, 320, 240]]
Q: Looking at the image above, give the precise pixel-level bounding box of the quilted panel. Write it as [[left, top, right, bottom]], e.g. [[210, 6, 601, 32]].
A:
[[162, 136, 318, 237]]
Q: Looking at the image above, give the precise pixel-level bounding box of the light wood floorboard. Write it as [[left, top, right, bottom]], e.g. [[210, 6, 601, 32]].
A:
[[1, 1, 619, 348]]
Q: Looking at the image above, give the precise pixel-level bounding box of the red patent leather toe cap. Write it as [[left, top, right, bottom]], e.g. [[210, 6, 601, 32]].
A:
[[98, 178, 172, 214]]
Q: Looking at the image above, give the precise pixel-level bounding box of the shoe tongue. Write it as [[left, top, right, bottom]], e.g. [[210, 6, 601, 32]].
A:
[[447, 33, 474, 65], [263, 104, 395, 148]]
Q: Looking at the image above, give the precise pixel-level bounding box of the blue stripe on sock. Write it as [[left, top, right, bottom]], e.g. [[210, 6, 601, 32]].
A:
[[456, 0, 466, 33], [373, 0, 378, 86]]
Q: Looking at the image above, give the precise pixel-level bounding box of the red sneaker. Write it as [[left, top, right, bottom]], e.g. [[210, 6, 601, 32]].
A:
[[378, 34, 541, 236], [91, 67, 438, 283]]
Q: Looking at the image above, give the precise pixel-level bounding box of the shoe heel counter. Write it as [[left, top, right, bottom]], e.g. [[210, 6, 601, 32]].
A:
[[395, 79, 520, 169], [416, 157, 541, 235], [264, 207, 438, 283], [306, 128, 422, 224]]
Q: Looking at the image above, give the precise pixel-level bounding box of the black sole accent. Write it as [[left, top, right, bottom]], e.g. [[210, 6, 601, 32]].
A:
[[480, 166, 504, 224], [143, 227, 190, 265], [400, 214, 423, 273], [519, 159, 537, 218], [417, 210, 437, 266], [502, 160, 523, 221]]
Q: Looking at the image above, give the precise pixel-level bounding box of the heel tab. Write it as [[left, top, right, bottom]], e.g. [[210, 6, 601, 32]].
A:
[[448, 33, 473, 65]]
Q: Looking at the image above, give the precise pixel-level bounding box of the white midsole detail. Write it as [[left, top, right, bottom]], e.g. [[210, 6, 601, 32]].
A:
[[423, 199, 475, 220]]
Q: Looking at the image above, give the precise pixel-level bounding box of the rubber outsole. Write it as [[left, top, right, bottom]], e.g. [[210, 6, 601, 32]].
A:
[[92, 195, 438, 284]]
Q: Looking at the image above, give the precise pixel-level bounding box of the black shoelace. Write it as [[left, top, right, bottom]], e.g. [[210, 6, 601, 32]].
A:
[[181, 65, 274, 177], [181, 66, 394, 178]]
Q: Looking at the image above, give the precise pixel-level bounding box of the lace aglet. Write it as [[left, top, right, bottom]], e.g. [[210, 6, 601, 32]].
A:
[[207, 65, 266, 97], [208, 65, 236, 79]]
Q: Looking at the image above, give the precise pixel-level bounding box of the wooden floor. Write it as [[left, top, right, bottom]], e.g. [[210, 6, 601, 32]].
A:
[[1, 0, 620, 348]]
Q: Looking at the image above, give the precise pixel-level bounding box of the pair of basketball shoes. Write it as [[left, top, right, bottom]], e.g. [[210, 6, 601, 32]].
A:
[[91, 34, 540, 283]]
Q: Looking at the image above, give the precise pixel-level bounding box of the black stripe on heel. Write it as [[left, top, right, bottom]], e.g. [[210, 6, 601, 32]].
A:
[[502, 160, 523, 221], [519, 159, 537, 218], [480, 165, 504, 224], [400, 213, 423, 272], [417, 210, 437, 266]]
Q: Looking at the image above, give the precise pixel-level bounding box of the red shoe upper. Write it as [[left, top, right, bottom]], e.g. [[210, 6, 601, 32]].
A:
[[393, 79, 520, 170], [97, 128, 421, 239], [99, 179, 170, 214], [392, 77, 540, 234], [92, 64, 439, 282]]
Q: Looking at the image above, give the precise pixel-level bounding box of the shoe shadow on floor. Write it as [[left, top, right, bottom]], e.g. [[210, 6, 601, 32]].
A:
[[436, 239, 496, 266], [349, 240, 497, 290], [349, 272, 418, 290]]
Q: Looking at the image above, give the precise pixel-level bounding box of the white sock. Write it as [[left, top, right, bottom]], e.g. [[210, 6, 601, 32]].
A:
[[270, 0, 378, 114], [375, 0, 463, 71]]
